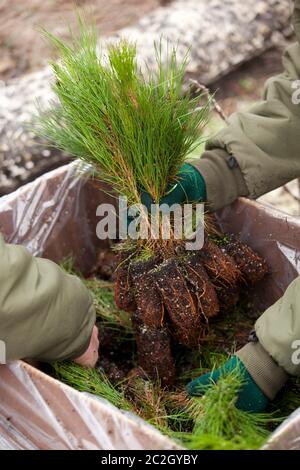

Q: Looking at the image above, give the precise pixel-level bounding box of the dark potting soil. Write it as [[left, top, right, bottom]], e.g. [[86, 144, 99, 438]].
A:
[[97, 286, 262, 388], [198, 238, 242, 313], [107, 233, 268, 385], [129, 257, 176, 385], [131, 311, 176, 386], [155, 257, 206, 349], [44, 241, 300, 448], [222, 235, 269, 284]]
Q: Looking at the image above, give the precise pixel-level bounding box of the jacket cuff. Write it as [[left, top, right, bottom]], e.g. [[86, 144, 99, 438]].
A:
[[35, 300, 96, 364], [63, 305, 96, 361], [189, 149, 248, 212], [236, 342, 288, 400], [59, 303, 96, 362]]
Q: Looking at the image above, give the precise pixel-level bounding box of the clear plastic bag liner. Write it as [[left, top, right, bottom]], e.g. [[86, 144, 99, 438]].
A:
[[0, 362, 178, 450], [1, 163, 300, 449], [0, 162, 179, 450], [216, 198, 300, 312], [0, 160, 116, 275]]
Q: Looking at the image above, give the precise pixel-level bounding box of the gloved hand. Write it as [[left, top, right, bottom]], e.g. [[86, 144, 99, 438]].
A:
[[186, 355, 269, 413], [141, 163, 207, 209]]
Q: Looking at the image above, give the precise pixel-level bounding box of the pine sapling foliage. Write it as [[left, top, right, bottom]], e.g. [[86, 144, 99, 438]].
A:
[[36, 20, 208, 213]]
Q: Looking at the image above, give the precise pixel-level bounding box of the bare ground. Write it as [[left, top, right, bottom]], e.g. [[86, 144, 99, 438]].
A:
[[0, 0, 160, 80], [0, 1, 298, 214]]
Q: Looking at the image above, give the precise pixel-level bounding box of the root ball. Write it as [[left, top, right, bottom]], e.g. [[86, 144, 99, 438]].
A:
[[223, 235, 268, 284], [155, 258, 205, 348]]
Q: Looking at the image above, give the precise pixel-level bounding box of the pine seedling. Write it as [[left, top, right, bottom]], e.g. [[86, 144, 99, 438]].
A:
[[53, 362, 132, 411], [184, 367, 277, 450], [36, 19, 209, 214]]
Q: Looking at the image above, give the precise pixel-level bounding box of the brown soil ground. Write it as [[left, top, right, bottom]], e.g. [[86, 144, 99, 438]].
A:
[[211, 47, 287, 114], [1, 2, 298, 214], [0, 0, 289, 91], [0, 0, 161, 80]]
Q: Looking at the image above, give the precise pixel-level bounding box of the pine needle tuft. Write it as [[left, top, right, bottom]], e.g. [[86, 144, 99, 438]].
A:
[[35, 19, 209, 207]]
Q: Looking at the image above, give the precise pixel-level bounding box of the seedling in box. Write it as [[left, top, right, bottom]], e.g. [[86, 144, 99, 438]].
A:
[[36, 19, 268, 385]]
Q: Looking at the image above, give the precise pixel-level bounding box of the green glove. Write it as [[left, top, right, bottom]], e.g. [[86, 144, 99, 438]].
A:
[[141, 163, 206, 209], [186, 355, 269, 413]]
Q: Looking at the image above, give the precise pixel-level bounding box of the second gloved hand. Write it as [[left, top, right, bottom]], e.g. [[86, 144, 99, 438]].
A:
[[186, 355, 269, 413]]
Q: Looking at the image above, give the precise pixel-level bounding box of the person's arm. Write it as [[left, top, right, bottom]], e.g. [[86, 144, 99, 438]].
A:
[[191, 0, 300, 211], [0, 234, 97, 364]]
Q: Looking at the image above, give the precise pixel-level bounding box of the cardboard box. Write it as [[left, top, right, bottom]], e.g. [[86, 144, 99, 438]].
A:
[[0, 162, 299, 449]]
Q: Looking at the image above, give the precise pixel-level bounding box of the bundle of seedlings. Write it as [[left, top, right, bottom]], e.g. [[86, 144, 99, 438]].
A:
[[53, 270, 300, 450], [36, 19, 268, 386]]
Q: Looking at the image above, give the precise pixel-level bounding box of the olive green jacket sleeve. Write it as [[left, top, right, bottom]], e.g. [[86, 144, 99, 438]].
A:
[[192, 0, 300, 211], [236, 273, 300, 399], [0, 234, 96, 362]]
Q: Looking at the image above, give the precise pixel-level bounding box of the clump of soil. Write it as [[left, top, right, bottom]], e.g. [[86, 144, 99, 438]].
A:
[[114, 231, 268, 386], [114, 252, 137, 312], [95, 249, 118, 280], [132, 312, 176, 386], [155, 257, 207, 348], [184, 252, 219, 320], [222, 235, 268, 284]]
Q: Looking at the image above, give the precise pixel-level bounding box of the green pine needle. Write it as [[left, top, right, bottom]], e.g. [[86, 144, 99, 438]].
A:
[[53, 361, 132, 411], [184, 369, 277, 450], [35, 18, 209, 206]]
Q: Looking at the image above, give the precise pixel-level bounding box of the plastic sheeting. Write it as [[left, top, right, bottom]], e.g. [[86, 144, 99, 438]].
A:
[[0, 361, 178, 450], [0, 162, 179, 450], [0, 161, 300, 449], [0, 160, 117, 274], [217, 198, 300, 312]]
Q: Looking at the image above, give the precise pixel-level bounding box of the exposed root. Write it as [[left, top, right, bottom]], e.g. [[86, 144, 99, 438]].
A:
[[131, 311, 176, 387], [222, 235, 268, 284], [183, 252, 220, 320], [155, 258, 205, 348], [198, 239, 241, 312], [130, 258, 163, 328]]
